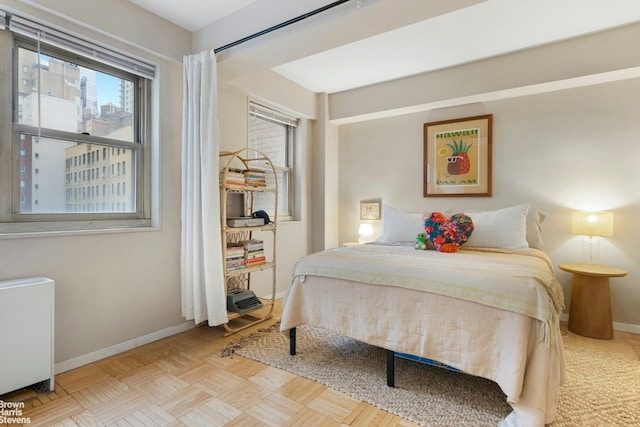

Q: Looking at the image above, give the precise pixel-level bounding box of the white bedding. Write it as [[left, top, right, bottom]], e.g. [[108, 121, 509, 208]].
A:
[[280, 244, 565, 427]]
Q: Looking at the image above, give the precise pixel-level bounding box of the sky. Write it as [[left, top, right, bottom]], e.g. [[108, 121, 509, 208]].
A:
[[95, 72, 122, 107]]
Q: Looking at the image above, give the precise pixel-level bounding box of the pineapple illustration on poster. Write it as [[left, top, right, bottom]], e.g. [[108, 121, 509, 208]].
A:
[[423, 114, 492, 197], [434, 129, 479, 187]]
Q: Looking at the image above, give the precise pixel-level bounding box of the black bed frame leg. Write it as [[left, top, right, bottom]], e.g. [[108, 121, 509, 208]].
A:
[[386, 349, 395, 387], [289, 327, 296, 355]]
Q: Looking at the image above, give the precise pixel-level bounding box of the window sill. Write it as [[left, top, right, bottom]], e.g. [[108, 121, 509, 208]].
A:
[[0, 220, 156, 239], [276, 218, 301, 225]]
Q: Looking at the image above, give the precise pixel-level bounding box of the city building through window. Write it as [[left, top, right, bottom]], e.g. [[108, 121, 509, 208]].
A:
[[0, 11, 155, 233]]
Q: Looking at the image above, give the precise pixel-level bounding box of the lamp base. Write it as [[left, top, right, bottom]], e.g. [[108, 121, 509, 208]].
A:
[[580, 236, 600, 265]]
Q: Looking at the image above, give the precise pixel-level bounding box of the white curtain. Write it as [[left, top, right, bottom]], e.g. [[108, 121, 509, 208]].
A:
[[181, 50, 228, 326]]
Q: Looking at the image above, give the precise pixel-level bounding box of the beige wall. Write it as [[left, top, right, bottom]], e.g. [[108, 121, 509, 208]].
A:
[[0, 0, 190, 363], [338, 78, 640, 329]]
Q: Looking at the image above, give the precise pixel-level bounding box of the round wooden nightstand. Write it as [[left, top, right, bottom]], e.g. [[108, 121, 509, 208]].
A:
[[559, 263, 627, 339]]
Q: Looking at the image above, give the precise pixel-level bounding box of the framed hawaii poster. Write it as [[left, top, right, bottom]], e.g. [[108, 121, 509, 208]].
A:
[[423, 114, 492, 197]]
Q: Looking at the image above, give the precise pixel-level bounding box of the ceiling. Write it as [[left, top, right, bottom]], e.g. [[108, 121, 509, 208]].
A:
[[128, 0, 259, 32], [129, 0, 640, 94]]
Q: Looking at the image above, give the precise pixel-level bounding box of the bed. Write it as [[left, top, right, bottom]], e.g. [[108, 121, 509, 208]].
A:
[[279, 204, 565, 427]]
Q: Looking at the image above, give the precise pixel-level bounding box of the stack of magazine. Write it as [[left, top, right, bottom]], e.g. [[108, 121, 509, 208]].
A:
[[243, 239, 265, 267], [225, 243, 245, 271], [244, 169, 266, 187], [223, 167, 245, 186]]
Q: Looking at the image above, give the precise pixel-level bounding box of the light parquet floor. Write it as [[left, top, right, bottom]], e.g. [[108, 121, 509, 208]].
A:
[[2, 300, 639, 427]]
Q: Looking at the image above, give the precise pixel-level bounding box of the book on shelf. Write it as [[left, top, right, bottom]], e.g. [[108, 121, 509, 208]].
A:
[[246, 257, 266, 267], [225, 243, 244, 258], [246, 250, 265, 259], [242, 238, 266, 266], [226, 244, 246, 270], [225, 249, 244, 258], [241, 239, 264, 252], [244, 169, 267, 187], [222, 167, 247, 186], [227, 257, 246, 265], [223, 178, 245, 186], [227, 259, 246, 268]]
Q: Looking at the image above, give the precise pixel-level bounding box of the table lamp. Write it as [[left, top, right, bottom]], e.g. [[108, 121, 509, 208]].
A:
[[571, 211, 613, 265], [358, 223, 374, 244]]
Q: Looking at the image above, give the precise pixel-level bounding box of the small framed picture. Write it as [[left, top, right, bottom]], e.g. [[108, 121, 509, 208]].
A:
[[360, 202, 381, 220]]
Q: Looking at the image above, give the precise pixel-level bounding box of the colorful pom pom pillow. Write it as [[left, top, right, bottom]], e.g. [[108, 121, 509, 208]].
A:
[[424, 212, 474, 253]]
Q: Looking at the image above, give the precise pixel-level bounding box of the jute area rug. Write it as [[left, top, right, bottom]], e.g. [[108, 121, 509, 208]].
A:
[[223, 324, 640, 427]]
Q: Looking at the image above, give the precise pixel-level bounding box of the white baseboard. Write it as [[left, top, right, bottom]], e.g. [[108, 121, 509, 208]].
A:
[[54, 294, 289, 375], [258, 290, 287, 300], [559, 313, 640, 335], [55, 321, 196, 374], [612, 321, 640, 335]]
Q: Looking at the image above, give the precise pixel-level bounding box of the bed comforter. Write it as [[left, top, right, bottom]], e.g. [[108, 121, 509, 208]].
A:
[[280, 244, 565, 427]]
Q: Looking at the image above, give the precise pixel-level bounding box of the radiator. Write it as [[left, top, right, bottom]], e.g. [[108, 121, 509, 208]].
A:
[[0, 277, 55, 395]]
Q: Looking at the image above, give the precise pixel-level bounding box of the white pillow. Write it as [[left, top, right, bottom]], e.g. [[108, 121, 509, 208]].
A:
[[376, 205, 424, 243], [526, 209, 546, 251], [464, 204, 530, 251]]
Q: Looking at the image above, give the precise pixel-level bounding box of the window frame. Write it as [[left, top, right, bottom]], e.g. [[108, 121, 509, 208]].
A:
[[0, 26, 153, 234], [248, 101, 297, 221]]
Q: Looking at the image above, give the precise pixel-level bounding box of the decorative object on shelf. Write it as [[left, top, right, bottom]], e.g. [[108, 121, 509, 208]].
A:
[[226, 288, 263, 313], [423, 114, 492, 197], [358, 222, 374, 244], [360, 201, 381, 220], [226, 217, 264, 227], [252, 209, 272, 224], [571, 211, 614, 265]]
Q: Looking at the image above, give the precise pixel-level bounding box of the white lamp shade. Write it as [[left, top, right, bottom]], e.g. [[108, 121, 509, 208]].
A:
[[358, 223, 373, 236], [571, 211, 613, 237]]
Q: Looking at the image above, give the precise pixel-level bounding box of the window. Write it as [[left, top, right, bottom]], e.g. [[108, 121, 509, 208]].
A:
[[0, 12, 155, 233], [248, 102, 297, 219]]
